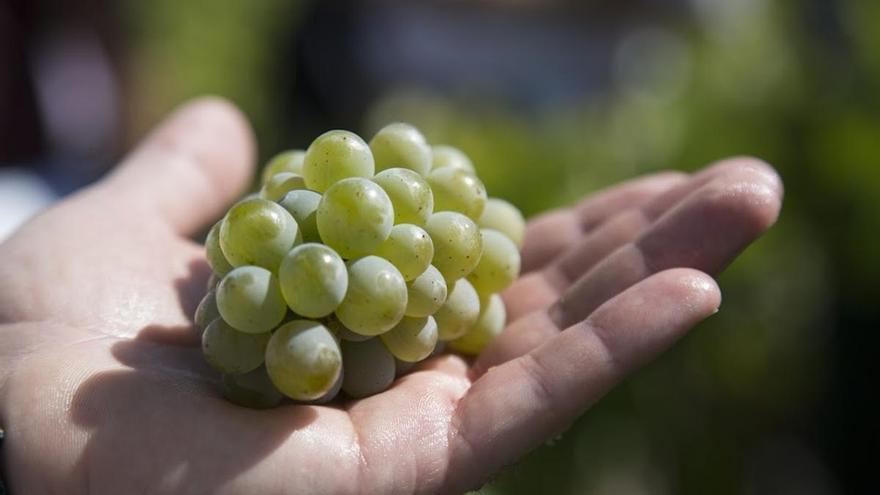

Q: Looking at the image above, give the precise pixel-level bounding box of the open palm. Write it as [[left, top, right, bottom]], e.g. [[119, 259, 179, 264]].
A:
[[0, 99, 782, 494]]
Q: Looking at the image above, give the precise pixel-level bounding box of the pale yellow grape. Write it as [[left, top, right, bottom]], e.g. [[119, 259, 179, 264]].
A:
[[303, 130, 374, 192], [219, 198, 299, 270], [424, 211, 483, 282], [380, 316, 438, 362], [405, 264, 447, 317], [306, 368, 344, 404], [434, 278, 480, 341], [317, 178, 394, 258], [478, 197, 526, 248], [431, 145, 475, 173], [372, 168, 433, 225], [222, 366, 284, 409], [278, 189, 322, 243], [260, 172, 307, 202], [375, 224, 433, 281], [369, 122, 432, 176], [326, 316, 371, 342], [265, 320, 342, 401], [335, 256, 408, 336], [202, 318, 270, 374], [279, 243, 348, 318], [261, 149, 306, 184], [428, 167, 487, 221], [194, 290, 220, 335], [216, 266, 287, 334], [341, 338, 396, 398], [205, 221, 233, 276], [449, 293, 506, 355], [467, 229, 521, 295]]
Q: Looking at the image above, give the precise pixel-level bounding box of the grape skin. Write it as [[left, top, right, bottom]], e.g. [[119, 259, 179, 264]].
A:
[[265, 320, 342, 401], [449, 293, 506, 355], [202, 318, 270, 374], [467, 229, 521, 296], [278, 189, 322, 243], [260, 172, 307, 202], [335, 256, 408, 336], [405, 264, 448, 317], [434, 278, 481, 341], [303, 130, 375, 192], [222, 366, 285, 409], [325, 316, 371, 342], [424, 211, 483, 282], [279, 243, 348, 318], [220, 198, 299, 271], [428, 166, 487, 221], [317, 178, 394, 259], [205, 221, 233, 276], [375, 224, 434, 281], [216, 266, 287, 334], [380, 316, 438, 363], [194, 289, 220, 335], [369, 122, 432, 176], [341, 338, 396, 398], [478, 197, 526, 248], [372, 168, 434, 226], [261, 149, 306, 184], [431, 145, 475, 173]]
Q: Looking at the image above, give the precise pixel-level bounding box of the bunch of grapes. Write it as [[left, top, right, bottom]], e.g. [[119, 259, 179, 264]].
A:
[[194, 123, 525, 408]]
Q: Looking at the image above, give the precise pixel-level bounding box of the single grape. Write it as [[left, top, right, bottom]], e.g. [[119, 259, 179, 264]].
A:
[[278, 190, 321, 244], [380, 316, 438, 362], [317, 178, 394, 258], [431, 145, 475, 173], [335, 256, 408, 336], [205, 221, 233, 276], [279, 243, 348, 318], [369, 122, 432, 176], [341, 338, 396, 398], [216, 266, 287, 334], [202, 318, 270, 374], [261, 150, 306, 184], [325, 316, 371, 342], [220, 198, 299, 270], [304, 367, 344, 404], [449, 293, 506, 355], [194, 290, 220, 335], [434, 278, 480, 341], [467, 229, 521, 295], [405, 264, 448, 317], [303, 130, 374, 192], [375, 224, 434, 281], [372, 167, 433, 226], [265, 320, 342, 401], [427, 166, 487, 221], [478, 197, 526, 248], [424, 211, 483, 282], [222, 366, 285, 409], [260, 172, 307, 202]]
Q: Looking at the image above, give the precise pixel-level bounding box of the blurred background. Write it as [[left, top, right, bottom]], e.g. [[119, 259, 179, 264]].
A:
[[1, 0, 877, 493]]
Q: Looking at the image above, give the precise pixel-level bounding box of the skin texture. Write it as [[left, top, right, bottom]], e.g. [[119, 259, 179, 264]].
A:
[[0, 97, 782, 494]]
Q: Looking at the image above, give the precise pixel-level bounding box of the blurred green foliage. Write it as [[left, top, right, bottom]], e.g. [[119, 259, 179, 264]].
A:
[[123, 0, 878, 493]]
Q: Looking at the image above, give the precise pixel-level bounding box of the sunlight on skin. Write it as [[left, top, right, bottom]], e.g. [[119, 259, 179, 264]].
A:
[[0, 98, 781, 494]]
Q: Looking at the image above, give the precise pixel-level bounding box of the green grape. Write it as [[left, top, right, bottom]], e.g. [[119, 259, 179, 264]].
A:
[[341, 338, 396, 398], [467, 229, 521, 295], [202, 318, 270, 374], [303, 130, 375, 192], [369, 122, 432, 176], [317, 178, 394, 258], [326, 316, 371, 342], [261, 150, 306, 184], [222, 366, 284, 409], [194, 290, 220, 335], [380, 316, 438, 362], [449, 293, 506, 355], [305, 368, 344, 404], [220, 198, 299, 270], [205, 221, 233, 276], [427, 167, 487, 221], [279, 243, 348, 318], [335, 256, 408, 336], [260, 172, 307, 202], [372, 168, 433, 226], [431, 145, 475, 173], [424, 211, 483, 282], [395, 358, 416, 377], [435, 278, 480, 341], [278, 189, 322, 243], [431, 340, 446, 357], [216, 266, 287, 334], [265, 320, 342, 401], [375, 224, 434, 281], [206, 272, 221, 292], [478, 197, 526, 248], [405, 264, 447, 317]]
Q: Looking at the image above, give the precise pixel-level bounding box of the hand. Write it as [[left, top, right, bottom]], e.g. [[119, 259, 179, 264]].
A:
[[0, 98, 782, 494]]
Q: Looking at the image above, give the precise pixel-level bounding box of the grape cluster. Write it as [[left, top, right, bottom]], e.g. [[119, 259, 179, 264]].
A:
[[194, 123, 525, 408]]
